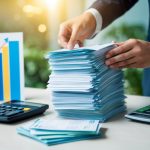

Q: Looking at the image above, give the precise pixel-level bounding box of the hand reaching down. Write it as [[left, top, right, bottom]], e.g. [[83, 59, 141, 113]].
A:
[[58, 12, 96, 49]]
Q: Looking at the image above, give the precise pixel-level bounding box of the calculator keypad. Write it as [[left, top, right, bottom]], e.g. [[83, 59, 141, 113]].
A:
[[5, 110, 24, 117], [0, 104, 29, 117], [0, 101, 49, 123]]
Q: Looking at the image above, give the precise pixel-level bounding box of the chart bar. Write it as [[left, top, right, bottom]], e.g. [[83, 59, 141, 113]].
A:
[[9, 41, 20, 100], [2, 45, 10, 101], [0, 52, 3, 100]]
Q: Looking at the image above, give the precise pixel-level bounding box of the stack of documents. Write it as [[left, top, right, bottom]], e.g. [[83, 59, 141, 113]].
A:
[[47, 43, 126, 121], [17, 118, 102, 145]]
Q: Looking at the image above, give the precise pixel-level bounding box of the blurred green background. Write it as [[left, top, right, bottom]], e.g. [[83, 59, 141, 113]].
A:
[[0, 0, 148, 95]]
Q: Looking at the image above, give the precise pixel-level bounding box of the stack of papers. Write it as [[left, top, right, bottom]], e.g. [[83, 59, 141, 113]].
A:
[[17, 118, 102, 145], [47, 43, 126, 121]]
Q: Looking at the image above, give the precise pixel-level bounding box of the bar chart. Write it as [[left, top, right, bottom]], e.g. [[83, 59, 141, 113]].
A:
[[0, 33, 24, 101]]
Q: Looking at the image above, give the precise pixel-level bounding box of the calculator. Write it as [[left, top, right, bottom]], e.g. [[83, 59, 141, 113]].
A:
[[0, 100, 49, 123], [125, 105, 150, 123]]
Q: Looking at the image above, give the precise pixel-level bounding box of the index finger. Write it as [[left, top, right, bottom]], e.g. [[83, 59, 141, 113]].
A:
[[58, 34, 68, 48], [58, 24, 71, 48], [106, 42, 133, 58]]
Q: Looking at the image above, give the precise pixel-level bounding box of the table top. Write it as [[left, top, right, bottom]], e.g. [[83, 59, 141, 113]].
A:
[[0, 88, 150, 150]]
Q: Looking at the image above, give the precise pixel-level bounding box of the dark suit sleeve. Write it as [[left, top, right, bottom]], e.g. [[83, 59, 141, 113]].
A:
[[90, 0, 138, 29]]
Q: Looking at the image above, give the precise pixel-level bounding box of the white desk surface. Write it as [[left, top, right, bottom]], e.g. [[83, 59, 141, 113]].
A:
[[0, 88, 149, 150]]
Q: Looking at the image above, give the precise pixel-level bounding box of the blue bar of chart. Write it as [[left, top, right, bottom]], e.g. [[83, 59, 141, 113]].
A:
[[9, 41, 20, 100]]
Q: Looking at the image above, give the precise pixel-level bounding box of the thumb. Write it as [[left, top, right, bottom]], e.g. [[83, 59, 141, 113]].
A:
[[67, 27, 79, 49]]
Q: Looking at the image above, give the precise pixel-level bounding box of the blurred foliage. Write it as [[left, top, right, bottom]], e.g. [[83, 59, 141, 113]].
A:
[[24, 47, 50, 88], [124, 68, 143, 95], [103, 23, 146, 42], [103, 23, 147, 95]]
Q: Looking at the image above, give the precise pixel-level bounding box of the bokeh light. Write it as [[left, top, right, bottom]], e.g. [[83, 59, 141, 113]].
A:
[[38, 24, 47, 33], [23, 4, 42, 17]]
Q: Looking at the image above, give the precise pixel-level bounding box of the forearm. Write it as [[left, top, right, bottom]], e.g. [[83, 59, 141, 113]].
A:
[[90, 0, 138, 29]]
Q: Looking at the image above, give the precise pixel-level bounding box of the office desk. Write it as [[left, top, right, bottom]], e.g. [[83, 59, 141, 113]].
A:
[[0, 88, 149, 150]]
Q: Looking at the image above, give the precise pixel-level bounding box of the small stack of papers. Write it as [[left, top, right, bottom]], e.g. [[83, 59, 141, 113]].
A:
[[47, 43, 126, 121], [17, 118, 102, 145]]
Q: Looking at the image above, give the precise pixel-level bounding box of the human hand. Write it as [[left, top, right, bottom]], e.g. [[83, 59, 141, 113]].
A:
[[58, 12, 96, 49], [105, 39, 150, 68]]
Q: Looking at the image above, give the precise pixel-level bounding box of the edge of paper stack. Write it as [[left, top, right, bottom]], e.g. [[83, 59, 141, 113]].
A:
[[47, 43, 126, 121]]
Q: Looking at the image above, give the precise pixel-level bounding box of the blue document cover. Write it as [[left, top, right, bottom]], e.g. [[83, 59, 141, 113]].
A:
[[17, 119, 102, 146]]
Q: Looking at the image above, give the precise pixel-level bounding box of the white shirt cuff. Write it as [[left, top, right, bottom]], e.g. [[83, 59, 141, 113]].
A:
[[85, 8, 102, 39]]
